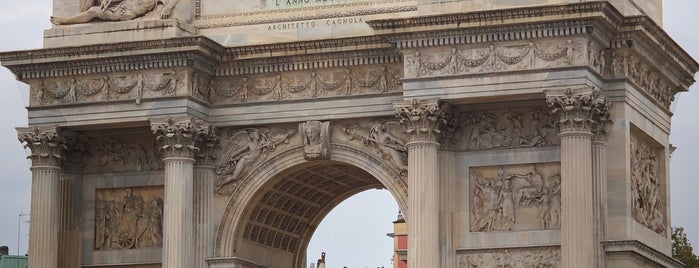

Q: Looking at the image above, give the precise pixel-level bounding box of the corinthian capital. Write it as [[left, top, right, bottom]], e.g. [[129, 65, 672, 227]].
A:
[[17, 126, 66, 167], [194, 127, 219, 166], [394, 99, 450, 143], [151, 117, 212, 159], [546, 87, 611, 134]]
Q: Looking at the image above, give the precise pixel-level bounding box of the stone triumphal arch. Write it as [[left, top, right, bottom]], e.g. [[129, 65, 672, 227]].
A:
[[1, 0, 697, 267]]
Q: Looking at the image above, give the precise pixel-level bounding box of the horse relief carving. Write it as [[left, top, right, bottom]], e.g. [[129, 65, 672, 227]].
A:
[[95, 187, 164, 250], [51, 0, 181, 25], [471, 163, 561, 232]]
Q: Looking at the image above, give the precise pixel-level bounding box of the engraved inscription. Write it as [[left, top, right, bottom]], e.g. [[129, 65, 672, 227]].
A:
[[95, 187, 164, 250]]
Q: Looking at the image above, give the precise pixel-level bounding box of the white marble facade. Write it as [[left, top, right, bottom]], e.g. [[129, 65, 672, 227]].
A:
[[3, 0, 697, 267]]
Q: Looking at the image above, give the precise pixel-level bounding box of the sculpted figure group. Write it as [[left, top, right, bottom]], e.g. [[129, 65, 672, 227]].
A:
[[630, 135, 666, 234], [51, 0, 180, 25], [471, 165, 561, 232], [95, 187, 163, 250]]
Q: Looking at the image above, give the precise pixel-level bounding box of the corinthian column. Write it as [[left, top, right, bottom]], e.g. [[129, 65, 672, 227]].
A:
[[152, 117, 211, 268], [17, 127, 65, 268], [592, 104, 612, 268], [546, 88, 610, 268], [394, 99, 449, 268], [193, 129, 218, 268]]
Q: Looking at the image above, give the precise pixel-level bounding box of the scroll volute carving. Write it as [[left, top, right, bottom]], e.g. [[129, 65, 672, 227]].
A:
[[151, 117, 212, 159], [300, 121, 331, 160], [394, 99, 449, 143], [17, 126, 66, 167], [546, 88, 610, 134]]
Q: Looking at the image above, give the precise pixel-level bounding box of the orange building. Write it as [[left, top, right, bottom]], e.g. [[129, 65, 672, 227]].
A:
[[386, 212, 407, 268]]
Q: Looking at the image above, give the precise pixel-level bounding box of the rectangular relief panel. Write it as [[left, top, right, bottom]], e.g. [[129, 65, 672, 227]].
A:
[[470, 162, 561, 232], [95, 187, 164, 250], [457, 246, 560, 268], [630, 130, 667, 235]]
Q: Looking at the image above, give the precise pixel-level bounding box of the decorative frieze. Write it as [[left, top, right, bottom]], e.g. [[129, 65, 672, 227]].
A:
[[630, 134, 666, 235], [404, 38, 587, 79], [452, 108, 559, 151], [546, 87, 610, 134], [457, 247, 560, 268], [300, 121, 331, 160], [33, 70, 180, 105], [394, 99, 449, 143], [17, 126, 66, 167], [470, 163, 561, 232], [610, 50, 677, 108], [342, 121, 408, 174], [152, 117, 212, 159], [94, 187, 164, 250], [211, 65, 402, 104], [64, 134, 164, 173], [215, 127, 296, 194]]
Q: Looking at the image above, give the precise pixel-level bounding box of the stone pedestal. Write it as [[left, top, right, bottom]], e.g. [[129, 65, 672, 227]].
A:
[[547, 88, 611, 268], [17, 127, 65, 268], [152, 117, 212, 268], [395, 99, 448, 268]]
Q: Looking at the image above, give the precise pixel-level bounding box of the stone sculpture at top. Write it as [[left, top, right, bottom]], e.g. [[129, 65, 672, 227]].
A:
[[50, 0, 181, 25]]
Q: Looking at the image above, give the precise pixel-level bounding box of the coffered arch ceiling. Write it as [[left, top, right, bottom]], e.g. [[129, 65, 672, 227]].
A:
[[240, 161, 387, 264]]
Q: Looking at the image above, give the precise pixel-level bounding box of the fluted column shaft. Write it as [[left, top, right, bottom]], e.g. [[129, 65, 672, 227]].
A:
[[28, 166, 60, 268], [592, 140, 608, 268], [439, 150, 456, 268], [194, 166, 215, 268], [560, 132, 594, 267], [407, 141, 440, 268], [394, 98, 449, 268], [546, 87, 611, 268], [152, 117, 213, 268], [58, 174, 82, 268], [163, 157, 195, 268], [18, 127, 65, 268]]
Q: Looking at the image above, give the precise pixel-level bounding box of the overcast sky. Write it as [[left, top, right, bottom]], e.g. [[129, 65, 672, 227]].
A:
[[0, 1, 697, 267]]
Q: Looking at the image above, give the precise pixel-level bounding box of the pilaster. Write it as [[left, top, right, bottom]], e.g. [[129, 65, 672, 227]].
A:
[[546, 88, 610, 268], [17, 127, 66, 268], [152, 117, 211, 268], [592, 102, 612, 268], [194, 129, 218, 268], [394, 98, 448, 268]]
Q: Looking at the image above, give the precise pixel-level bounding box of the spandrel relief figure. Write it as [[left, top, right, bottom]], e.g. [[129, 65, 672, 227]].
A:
[[300, 121, 330, 160], [94, 187, 164, 250], [216, 127, 295, 192], [50, 0, 180, 25], [471, 163, 561, 232], [343, 121, 408, 175]]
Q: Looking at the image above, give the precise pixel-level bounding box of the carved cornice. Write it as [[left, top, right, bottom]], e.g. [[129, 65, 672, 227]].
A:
[[603, 240, 682, 268], [546, 87, 610, 134], [394, 99, 449, 143], [0, 37, 224, 80], [17, 126, 66, 167], [151, 117, 213, 159]]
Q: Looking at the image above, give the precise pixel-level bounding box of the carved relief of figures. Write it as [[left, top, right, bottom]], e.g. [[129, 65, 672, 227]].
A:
[[457, 247, 560, 268], [470, 163, 561, 232], [630, 134, 666, 234], [404, 38, 585, 78], [64, 134, 163, 173], [211, 65, 402, 104], [300, 121, 330, 160], [95, 187, 164, 250], [454, 108, 559, 151], [609, 51, 676, 108], [343, 121, 408, 175], [33, 70, 179, 106], [51, 0, 181, 25], [216, 127, 296, 192]]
